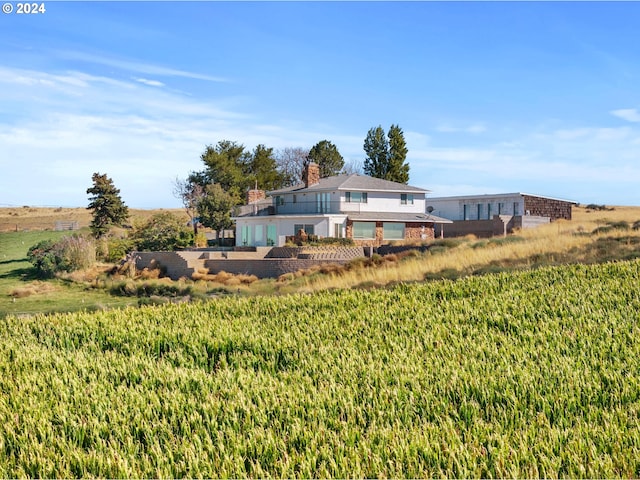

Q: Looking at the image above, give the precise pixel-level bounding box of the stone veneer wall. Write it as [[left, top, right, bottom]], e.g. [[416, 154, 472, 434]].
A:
[[522, 195, 573, 221], [135, 247, 367, 280], [346, 220, 435, 247], [204, 258, 351, 279]]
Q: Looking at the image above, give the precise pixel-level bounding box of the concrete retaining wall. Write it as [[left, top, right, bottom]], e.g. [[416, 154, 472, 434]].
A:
[[442, 215, 549, 238]]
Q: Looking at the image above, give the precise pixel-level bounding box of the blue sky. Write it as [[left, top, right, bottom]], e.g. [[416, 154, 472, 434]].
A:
[[1, 1, 640, 208]]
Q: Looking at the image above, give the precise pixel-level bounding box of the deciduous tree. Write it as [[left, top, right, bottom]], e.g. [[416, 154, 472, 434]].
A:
[[173, 177, 204, 235], [196, 183, 235, 245], [275, 147, 310, 186], [131, 212, 194, 251]]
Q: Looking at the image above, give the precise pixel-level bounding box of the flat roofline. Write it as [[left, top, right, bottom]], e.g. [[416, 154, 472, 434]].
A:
[[427, 192, 578, 204]]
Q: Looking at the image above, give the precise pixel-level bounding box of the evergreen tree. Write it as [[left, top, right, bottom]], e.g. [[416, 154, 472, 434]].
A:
[[363, 126, 389, 179], [86, 173, 129, 238], [193, 141, 249, 203], [363, 124, 410, 184], [246, 144, 287, 192], [387, 124, 410, 184], [308, 140, 345, 178]]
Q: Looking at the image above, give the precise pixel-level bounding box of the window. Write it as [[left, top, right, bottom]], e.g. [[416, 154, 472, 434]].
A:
[[498, 202, 505, 214], [346, 192, 367, 203], [487, 203, 493, 219], [241, 225, 250, 246], [266, 225, 276, 246], [255, 225, 264, 244], [477, 204, 483, 220], [383, 222, 404, 240], [463, 204, 470, 221], [334, 223, 343, 238], [316, 192, 330, 213], [352, 221, 376, 239], [513, 202, 520, 215], [294, 224, 314, 235], [275, 196, 284, 206], [400, 193, 414, 205]]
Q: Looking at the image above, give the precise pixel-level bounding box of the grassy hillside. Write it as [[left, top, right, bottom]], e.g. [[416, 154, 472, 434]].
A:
[[1, 261, 639, 477], [0, 207, 185, 232]]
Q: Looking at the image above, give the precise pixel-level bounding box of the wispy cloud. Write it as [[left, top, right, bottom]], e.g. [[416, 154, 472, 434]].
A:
[[611, 108, 640, 123], [57, 50, 229, 83], [134, 77, 165, 88]]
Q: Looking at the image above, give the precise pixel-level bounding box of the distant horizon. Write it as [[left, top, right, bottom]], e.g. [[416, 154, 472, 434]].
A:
[[2, 2, 639, 208]]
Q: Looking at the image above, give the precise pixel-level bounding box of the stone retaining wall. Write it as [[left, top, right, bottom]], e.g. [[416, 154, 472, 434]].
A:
[[135, 247, 366, 280], [204, 258, 350, 279]]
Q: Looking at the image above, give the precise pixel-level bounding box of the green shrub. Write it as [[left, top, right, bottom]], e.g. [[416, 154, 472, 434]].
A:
[[106, 238, 137, 262], [110, 281, 195, 298], [131, 212, 194, 251], [314, 237, 355, 246], [27, 235, 96, 278]]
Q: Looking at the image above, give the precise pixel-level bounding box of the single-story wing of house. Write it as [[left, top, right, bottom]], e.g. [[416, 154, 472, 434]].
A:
[[425, 192, 578, 237]]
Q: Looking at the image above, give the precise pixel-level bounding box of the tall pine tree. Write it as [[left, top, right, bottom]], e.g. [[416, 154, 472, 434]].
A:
[[86, 173, 129, 238], [387, 124, 410, 184], [308, 140, 345, 178], [363, 126, 389, 179], [363, 124, 410, 184]]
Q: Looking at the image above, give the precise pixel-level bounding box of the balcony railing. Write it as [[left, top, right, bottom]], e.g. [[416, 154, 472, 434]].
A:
[[234, 200, 369, 217]]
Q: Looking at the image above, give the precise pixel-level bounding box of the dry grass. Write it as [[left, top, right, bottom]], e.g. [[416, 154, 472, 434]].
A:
[[192, 268, 258, 285], [0, 207, 186, 232], [10, 281, 59, 298], [281, 206, 640, 294]]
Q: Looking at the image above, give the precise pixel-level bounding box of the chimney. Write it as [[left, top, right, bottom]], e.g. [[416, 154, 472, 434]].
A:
[[247, 189, 266, 204], [303, 162, 320, 187]]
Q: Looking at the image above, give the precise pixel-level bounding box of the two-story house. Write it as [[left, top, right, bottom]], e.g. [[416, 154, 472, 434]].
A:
[[232, 162, 451, 247]]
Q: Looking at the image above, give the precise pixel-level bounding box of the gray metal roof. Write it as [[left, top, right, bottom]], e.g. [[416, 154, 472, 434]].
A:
[[269, 173, 430, 196], [348, 212, 453, 224]]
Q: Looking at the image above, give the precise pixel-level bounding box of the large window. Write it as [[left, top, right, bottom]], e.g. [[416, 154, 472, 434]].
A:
[[267, 225, 276, 246], [294, 224, 315, 235], [316, 193, 330, 213], [241, 225, 250, 246], [400, 194, 414, 205], [254, 225, 264, 245], [383, 222, 404, 240], [352, 221, 376, 239], [346, 192, 367, 203]]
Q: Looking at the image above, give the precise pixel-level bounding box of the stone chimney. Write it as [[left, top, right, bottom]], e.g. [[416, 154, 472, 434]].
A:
[[303, 162, 320, 187], [247, 189, 266, 204]]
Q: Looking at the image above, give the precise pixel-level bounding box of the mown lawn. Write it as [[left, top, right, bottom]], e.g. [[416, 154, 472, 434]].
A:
[[0, 231, 135, 317]]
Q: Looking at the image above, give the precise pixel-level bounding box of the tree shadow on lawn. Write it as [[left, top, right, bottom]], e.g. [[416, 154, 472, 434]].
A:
[[0, 264, 40, 282]]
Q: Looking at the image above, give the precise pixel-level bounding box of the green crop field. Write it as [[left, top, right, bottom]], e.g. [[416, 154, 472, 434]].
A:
[[1, 260, 639, 477]]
